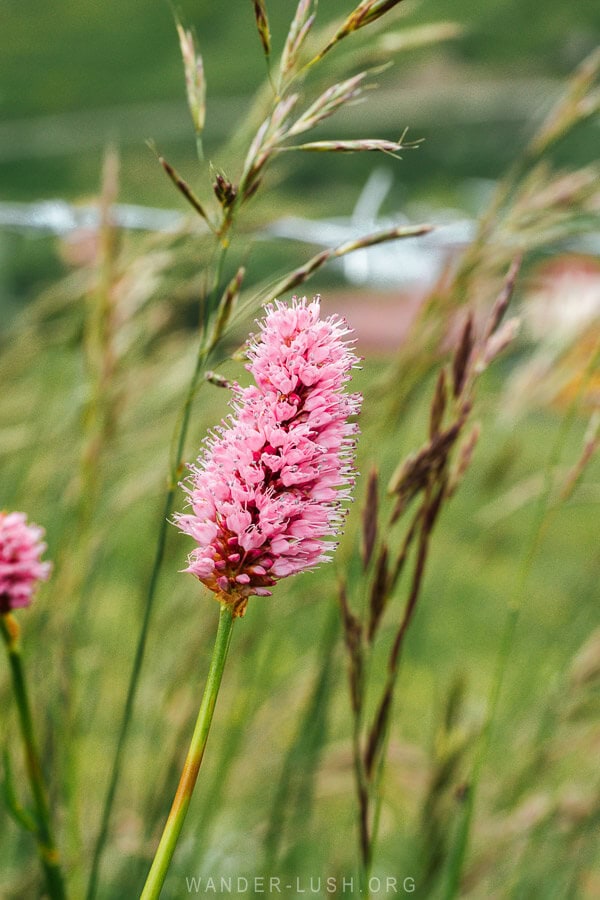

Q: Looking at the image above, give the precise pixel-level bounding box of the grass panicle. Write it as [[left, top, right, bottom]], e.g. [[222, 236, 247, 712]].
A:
[[338, 261, 524, 890]]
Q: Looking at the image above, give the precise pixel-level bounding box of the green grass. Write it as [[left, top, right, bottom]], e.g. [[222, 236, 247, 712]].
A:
[[0, 270, 598, 896]]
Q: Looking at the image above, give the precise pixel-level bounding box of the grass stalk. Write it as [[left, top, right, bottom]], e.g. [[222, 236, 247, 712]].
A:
[[86, 234, 231, 900], [353, 713, 372, 896]]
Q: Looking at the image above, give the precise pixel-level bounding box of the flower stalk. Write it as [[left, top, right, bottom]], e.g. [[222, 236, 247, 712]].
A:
[[1, 614, 67, 900], [141, 297, 361, 893], [140, 604, 235, 899]]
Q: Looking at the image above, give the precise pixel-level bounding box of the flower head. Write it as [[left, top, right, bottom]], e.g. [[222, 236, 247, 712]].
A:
[[0, 512, 52, 614], [175, 296, 361, 616]]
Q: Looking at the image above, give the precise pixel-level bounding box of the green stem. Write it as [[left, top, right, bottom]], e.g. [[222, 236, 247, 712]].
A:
[[367, 694, 394, 881], [140, 604, 235, 899], [86, 484, 175, 900], [1, 614, 67, 900]]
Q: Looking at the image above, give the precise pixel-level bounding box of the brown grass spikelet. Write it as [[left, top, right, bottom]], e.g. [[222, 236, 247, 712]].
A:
[[452, 313, 474, 399], [474, 258, 522, 372], [362, 467, 379, 570], [338, 582, 364, 715], [157, 154, 213, 228], [265, 250, 331, 301], [212, 172, 237, 209], [388, 418, 465, 523], [367, 544, 389, 643], [429, 368, 447, 439], [242, 177, 262, 205], [251, 0, 271, 60], [483, 255, 522, 342]]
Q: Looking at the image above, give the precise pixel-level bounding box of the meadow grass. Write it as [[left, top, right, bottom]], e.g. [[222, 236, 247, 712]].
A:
[[1, 313, 598, 895], [1, 2, 599, 898]]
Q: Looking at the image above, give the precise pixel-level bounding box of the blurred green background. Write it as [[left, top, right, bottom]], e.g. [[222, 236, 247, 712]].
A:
[[2, 0, 599, 194], [1, 2, 599, 899], [2, 0, 599, 309]]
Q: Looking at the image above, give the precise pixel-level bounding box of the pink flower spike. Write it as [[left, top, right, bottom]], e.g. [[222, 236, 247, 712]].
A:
[[174, 296, 362, 617], [0, 512, 52, 614]]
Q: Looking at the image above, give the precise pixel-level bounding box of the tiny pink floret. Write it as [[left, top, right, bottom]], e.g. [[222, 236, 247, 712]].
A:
[[174, 296, 361, 615], [0, 512, 52, 614]]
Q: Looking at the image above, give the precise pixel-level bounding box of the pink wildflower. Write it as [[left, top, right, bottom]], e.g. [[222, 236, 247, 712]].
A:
[[0, 512, 52, 614], [175, 296, 361, 616]]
